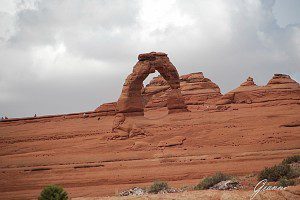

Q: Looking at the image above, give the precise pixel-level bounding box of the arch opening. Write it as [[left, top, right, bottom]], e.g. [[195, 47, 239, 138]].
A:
[[117, 52, 188, 116]]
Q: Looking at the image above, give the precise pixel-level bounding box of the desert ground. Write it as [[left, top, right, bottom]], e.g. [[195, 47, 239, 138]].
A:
[[75, 186, 300, 200], [1, 101, 299, 199]]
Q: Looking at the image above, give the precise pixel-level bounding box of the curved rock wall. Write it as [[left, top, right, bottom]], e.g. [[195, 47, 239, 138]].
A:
[[116, 52, 188, 115]]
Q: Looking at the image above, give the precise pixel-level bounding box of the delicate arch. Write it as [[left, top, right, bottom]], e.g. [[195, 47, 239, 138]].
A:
[[117, 52, 188, 115]]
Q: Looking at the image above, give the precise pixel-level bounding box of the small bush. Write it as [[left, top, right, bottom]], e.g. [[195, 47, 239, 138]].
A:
[[282, 155, 300, 165], [258, 164, 294, 181], [195, 172, 230, 190], [278, 177, 295, 187], [149, 181, 169, 194], [38, 185, 68, 200]]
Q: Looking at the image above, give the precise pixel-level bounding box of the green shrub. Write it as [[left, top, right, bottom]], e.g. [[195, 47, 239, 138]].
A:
[[38, 185, 68, 200], [195, 172, 230, 190], [258, 164, 294, 181], [278, 177, 295, 187], [282, 155, 300, 165], [149, 181, 169, 194]]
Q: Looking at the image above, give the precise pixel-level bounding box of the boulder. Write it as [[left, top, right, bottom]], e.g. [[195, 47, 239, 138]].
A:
[[120, 187, 146, 196], [210, 180, 241, 190]]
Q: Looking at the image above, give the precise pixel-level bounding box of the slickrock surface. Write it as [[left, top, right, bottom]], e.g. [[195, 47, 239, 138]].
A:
[[217, 74, 300, 105], [157, 136, 186, 147], [0, 102, 299, 199], [143, 72, 222, 110]]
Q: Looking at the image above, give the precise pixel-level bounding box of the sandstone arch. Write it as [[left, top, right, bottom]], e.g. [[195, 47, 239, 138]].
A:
[[117, 52, 188, 115]]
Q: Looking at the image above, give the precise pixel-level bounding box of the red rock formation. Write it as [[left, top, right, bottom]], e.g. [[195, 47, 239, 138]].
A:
[[143, 72, 222, 109], [116, 52, 188, 115], [180, 72, 222, 105], [267, 73, 298, 85], [240, 77, 256, 86], [96, 72, 299, 111], [217, 74, 300, 105], [95, 102, 117, 112]]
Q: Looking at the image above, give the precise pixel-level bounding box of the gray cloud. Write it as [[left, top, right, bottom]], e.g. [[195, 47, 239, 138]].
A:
[[0, 0, 299, 118]]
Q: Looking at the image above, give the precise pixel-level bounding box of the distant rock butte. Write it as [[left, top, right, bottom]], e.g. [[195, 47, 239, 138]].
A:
[[217, 74, 300, 105], [142, 72, 222, 110]]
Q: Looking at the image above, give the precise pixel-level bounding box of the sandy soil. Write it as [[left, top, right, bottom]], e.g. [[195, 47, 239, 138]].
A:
[[0, 102, 299, 199], [74, 185, 300, 200]]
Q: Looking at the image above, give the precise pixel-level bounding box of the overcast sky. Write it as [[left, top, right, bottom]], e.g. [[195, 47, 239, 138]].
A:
[[0, 0, 299, 118]]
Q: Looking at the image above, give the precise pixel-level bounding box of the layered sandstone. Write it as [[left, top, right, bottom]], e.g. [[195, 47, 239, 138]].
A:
[[217, 74, 300, 105], [1, 100, 300, 199], [240, 77, 256, 86], [143, 72, 222, 109], [116, 52, 188, 115], [179, 72, 222, 105], [95, 102, 117, 113]]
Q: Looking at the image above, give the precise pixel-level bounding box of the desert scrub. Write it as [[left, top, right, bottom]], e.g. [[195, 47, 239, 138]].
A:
[[195, 172, 230, 190], [38, 185, 68, 200], [282, 155, 300, 165], [278, 177, 295, 187], [148, 181, 169, 194], [258, 164, 294, 181]]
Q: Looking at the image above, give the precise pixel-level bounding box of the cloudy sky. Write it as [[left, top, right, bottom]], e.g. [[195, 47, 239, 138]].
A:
[[0, 0, 299, 118]]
